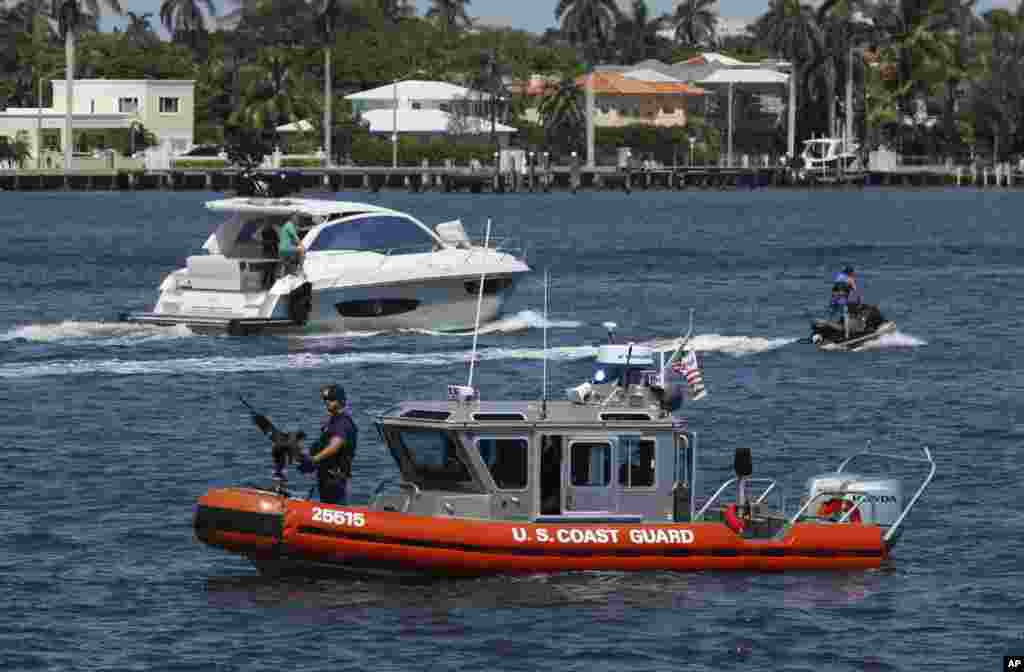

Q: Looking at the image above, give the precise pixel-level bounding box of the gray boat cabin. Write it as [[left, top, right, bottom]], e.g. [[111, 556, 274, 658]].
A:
[[372, 373, 699, 524]]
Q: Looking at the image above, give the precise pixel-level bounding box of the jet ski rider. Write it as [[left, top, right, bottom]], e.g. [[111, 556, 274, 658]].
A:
[[297, 385, 358, 505]]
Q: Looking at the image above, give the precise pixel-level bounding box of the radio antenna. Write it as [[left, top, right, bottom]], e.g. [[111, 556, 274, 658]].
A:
[[541, 267, 549, 418], [466, 218, 491, 390]]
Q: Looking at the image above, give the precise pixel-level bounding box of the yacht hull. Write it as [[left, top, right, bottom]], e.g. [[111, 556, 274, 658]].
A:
[[195, 488, 888, 576], [127, 273, 519, 334]]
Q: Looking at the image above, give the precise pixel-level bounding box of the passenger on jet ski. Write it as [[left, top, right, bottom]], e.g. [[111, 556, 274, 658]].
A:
[[812, 268, 887, 345]]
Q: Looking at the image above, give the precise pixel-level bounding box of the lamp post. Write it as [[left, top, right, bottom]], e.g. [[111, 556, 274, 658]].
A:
[[392, 77, 398, 168], [689, 135, 696, 166]]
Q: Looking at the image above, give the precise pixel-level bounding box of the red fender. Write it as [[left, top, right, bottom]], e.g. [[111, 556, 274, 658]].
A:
[[723, 504, 745, 534]]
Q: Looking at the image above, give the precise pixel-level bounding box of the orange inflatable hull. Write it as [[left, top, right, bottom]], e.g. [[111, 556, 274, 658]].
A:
[[195, 488, 888, 575]]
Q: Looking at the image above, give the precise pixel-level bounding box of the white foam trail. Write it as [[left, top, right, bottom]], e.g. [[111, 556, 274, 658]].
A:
[[405, 310, 583, 337], [853, 330, 926, 351], [642, 333, 797, 357], [0, 345, 599, 379], [1, 320, 194, 343]]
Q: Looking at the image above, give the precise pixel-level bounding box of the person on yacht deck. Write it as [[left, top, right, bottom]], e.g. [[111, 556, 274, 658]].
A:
[[278, 213, 304, 275]]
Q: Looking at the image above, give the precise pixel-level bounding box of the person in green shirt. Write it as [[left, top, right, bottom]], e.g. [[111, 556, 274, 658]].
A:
[[278, 214, 305, 274]]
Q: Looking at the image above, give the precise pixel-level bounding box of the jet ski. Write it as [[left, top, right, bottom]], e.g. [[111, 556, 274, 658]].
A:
[[811, 303, 895, 351]]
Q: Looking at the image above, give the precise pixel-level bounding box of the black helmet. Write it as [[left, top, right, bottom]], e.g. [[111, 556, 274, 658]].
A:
[[321, 384, 346, 403], [843, 265, 855, 274]]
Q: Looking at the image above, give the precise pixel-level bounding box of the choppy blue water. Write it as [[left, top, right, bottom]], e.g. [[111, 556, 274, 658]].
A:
[[1, 189, 1021, 671]]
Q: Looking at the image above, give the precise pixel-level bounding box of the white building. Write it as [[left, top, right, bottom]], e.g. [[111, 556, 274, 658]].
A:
[[342, 80, 516, 146], [0, 78, 195, 167]]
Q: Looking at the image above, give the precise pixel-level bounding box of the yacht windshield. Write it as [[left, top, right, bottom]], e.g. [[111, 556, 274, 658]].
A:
[[308, 215, 436, 254]]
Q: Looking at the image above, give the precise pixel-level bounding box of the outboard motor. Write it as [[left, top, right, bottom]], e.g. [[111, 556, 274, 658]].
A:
[[806, 473, 904, 526]]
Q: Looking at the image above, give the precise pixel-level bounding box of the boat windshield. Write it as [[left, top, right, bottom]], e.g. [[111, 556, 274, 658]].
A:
[[804, 142, 830, 159], [592, 364, 650, 386], [388, 428, 479, 492], [308, 215, 437, 254]]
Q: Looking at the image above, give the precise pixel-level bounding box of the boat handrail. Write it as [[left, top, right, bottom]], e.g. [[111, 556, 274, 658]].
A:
[[787, 490, 868, 525], [370, 479, 422, 513], [693, 477, 778, 521], [785, 445, 935, 545], [834, 445, 935, 546]]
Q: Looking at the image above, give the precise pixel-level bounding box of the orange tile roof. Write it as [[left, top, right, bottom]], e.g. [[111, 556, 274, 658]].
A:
[[574, 72, 706, 96], [511, 72, 706, 97]]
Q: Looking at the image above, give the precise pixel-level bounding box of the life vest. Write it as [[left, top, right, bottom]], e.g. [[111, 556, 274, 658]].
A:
[[817, 497, 862, 523]]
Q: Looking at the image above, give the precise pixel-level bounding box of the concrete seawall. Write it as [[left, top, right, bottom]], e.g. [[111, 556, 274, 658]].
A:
[[1, 165, 1020, 192]]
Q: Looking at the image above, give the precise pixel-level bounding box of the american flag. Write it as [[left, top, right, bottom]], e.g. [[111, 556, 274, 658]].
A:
[[671, 350, 707, 401]]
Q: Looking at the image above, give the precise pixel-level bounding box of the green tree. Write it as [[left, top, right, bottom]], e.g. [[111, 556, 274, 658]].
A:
[[671, 0, 717, 49], [427, 0, 472, 34], [159, 0, 216, 52], [752, 0, 822, 147], [613, 0, 670, 65], [555, 0, 620, 166], [536, 76, 584, 156], [123, 11, 159, 49]]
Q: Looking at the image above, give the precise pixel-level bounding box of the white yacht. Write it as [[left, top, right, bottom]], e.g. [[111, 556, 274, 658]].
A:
[[800, 137, 863, 181], [123, 197, 530, 334]]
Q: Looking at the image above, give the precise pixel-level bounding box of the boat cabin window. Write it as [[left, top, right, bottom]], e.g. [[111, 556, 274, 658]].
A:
[[570, 442, 611, 487], [390, 428, 476, 491], [591, 364, 652, 386], [617, 437, 656, 488], [476, 437, 528, 490], [308, 215, 436, 254]]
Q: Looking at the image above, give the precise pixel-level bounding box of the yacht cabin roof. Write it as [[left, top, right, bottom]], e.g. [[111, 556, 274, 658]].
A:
[[205, 197, 408, 221]]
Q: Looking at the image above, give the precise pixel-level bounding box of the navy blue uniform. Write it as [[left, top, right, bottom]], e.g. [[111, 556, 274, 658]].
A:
[[314, 413, 357, 504]]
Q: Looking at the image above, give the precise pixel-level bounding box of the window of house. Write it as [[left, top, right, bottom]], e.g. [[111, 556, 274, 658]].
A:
[[159, 97, 179, 114], [118, 97, 139, 113], [411, 102, 422, 110], [617, 438, 655, 488]]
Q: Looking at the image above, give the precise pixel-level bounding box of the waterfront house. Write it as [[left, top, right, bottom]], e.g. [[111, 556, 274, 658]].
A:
[[342, 80, 516, 147], [0, 78, 195, 169]]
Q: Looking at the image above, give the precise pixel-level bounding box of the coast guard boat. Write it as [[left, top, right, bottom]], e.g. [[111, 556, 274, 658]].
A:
[[193, 318, 935, 575], [122, 197, 529, 334]]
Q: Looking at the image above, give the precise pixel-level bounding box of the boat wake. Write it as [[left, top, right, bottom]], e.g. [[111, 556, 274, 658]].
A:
[[406, 310, 584, 336], [0, 345, 601, 379], [851, 330, 926, 351], [644, 333, 797, 356], [0, 320, 194, 344]]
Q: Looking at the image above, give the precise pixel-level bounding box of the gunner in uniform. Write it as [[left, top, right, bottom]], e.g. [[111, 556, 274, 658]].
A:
[[298, 384, 358, 504]]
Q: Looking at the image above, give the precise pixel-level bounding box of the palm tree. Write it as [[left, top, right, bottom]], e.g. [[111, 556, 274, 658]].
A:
[[536, 76, 585, 154], [312, 0, 364, 166], [427, 0, 471, 34], [613, 0, 668, 64], [752, 0, 822, 155], [671, 0, 718, 49], [159, 0, 216, 51], [52, 0, 123, 171], [376, 0, 414, 24], [231, 46, 312, 147], [555, 0, 620, 167], [124, 11, 159, 49]]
